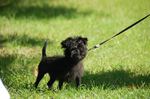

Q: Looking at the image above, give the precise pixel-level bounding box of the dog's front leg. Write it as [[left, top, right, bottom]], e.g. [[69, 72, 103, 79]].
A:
[[75, 76, 81, 87], [58, 80, 64, 90]]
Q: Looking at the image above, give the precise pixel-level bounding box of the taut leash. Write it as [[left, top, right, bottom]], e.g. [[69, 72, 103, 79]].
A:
[[88, 14, 150, 51]]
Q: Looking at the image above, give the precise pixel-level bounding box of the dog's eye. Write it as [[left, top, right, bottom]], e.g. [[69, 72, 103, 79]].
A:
[[78, 43, 83, 48], [78, 40, 82, 44]]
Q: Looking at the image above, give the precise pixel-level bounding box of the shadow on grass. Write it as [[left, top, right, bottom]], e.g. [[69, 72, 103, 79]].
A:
[[0, 34, 7, 48], [83, 70, 150, 89], [0, 4, 92, 19], [0, 54, 16, 81], [0, 33, 54, 47]]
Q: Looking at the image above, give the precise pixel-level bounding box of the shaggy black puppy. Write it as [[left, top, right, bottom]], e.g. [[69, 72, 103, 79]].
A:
[[34, 36, 88, 90]]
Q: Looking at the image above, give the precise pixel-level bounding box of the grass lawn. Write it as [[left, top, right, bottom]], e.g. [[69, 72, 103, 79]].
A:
[[0, 0, 150, 98]]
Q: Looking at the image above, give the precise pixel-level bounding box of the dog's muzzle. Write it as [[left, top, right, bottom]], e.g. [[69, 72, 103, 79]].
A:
[[71, 49, 81, 59]]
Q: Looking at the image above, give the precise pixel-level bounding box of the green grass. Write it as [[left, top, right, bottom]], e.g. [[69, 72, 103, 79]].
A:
[[0, 0, 150, 98]]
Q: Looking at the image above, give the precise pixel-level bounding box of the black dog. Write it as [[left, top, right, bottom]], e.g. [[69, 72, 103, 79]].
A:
[[34, 36, 88, 90]]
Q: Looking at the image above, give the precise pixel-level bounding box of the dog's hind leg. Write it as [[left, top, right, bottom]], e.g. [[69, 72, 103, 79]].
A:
[[34, 72, 44, 88], [47, 76, 56, 89]]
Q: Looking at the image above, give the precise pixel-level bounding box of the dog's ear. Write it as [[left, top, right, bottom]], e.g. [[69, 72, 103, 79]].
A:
[[61, 37, 72, 48], [78, 37, 88, 45], [82, 37, 88, 45]]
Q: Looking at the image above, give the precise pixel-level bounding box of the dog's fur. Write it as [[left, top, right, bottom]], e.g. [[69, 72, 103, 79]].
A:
[[34, 36, 88, 90]]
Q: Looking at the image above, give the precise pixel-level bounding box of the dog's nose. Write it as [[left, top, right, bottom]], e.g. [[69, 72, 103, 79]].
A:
[[71, 50, 79, 57], [71, 50, 77, 55]]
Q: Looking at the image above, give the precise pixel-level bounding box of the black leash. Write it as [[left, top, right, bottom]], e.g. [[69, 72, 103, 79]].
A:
[[88, 14, 150, 51]]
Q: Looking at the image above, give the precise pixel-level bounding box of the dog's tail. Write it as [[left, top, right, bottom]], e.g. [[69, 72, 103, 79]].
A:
[[42, 40, 48, 58]]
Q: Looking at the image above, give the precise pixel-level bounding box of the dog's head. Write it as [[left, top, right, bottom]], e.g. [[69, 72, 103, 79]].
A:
[[61, 36, 88, 62]]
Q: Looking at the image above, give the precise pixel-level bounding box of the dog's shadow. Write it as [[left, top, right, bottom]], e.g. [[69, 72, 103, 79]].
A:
[[82, 70, 150, 89]]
